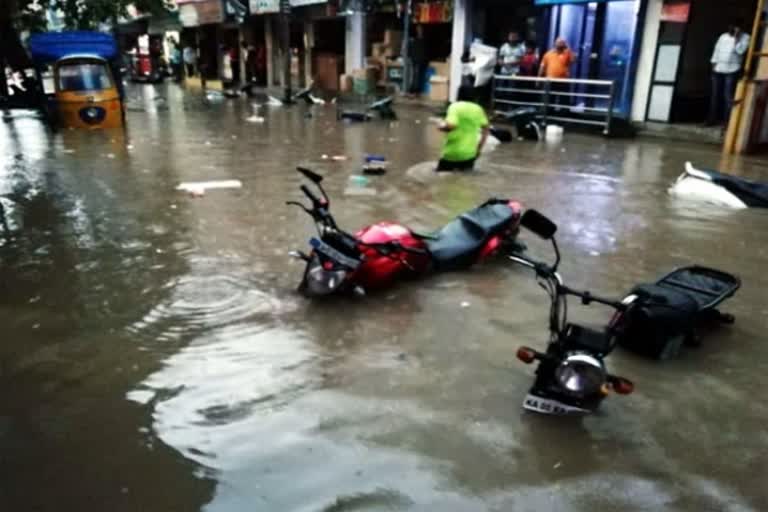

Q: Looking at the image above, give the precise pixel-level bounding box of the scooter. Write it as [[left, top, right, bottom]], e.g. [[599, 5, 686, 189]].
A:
[[510, 209, 635, 415], [669, 161, 768, 209], [496, 106, 543, 141], [337, 96, 397, 122], [287, 167, 522, 296]]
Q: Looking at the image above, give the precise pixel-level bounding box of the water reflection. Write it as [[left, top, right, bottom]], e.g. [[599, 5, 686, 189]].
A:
[[2, 83, 768, 511]]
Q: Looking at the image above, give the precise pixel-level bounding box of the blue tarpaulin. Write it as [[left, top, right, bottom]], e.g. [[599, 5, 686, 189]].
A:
[[28, 31, 119, 63]]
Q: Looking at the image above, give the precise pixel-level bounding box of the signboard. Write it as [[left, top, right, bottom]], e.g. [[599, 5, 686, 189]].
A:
[[178, 0, 223, 25], [179, 4, 199, 26], [661, 1, 690, 23], [289, 0, 326, 7], [249, 0, 280, 14]]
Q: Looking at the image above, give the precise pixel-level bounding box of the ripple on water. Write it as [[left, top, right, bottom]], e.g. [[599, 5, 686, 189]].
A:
[[126, 267, 297, 344], [126, 325, 323, 469]]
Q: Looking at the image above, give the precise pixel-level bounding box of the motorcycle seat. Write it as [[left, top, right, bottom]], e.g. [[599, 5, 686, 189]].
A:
[[426, 203, 516, 270]]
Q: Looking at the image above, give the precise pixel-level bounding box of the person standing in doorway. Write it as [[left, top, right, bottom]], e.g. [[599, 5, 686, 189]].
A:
[[539, 37, 575, 107], [169, 41, 182, 82], [436, 85, 490, 172], [707, 23, 750, 126], [519, 44, 539, 77], [408, 25, 428, 96], [229, 44, 241, 85], [499, 31, 525, 76], [183, 45, 197, 77]]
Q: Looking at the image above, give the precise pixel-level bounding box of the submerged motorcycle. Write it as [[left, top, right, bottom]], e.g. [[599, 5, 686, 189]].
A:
[[669, 161, 768, 209], [511, 209, 740, 415], [287, 167, 522, 296], [510, 209, 635, 415]]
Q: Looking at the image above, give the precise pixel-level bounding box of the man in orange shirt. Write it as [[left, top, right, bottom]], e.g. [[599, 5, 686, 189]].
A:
[[539, 37, 575, 107]]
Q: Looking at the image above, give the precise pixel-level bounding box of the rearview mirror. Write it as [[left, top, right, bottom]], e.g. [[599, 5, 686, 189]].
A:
[[297, 166, 323, 184], [521, 209, 557, 240]]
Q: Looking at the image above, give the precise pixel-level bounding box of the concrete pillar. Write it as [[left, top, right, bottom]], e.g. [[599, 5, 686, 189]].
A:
[[264, 16, 275, 87], [449, 0, 472, 101], [345, 12, 366, 75], [264, 14, 283, 87], [304, 21, 314, 87], [239, 24, 247, 85], [630, 0, 662, 122]]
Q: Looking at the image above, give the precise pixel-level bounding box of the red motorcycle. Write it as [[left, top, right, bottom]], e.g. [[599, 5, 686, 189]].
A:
[[288, 167, 523, 296]]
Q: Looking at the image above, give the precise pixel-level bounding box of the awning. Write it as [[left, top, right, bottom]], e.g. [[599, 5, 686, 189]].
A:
[[115, 16, 150, 35], [148, 12, 183, 35]]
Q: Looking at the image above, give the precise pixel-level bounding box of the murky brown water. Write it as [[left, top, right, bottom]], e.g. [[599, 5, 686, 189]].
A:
[[2, 84, 768, 511]]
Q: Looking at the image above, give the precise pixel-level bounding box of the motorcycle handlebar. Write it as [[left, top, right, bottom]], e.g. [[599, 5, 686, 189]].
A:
[[300, 185, 320, 206]]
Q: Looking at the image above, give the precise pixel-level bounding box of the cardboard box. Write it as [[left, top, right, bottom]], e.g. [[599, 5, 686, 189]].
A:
[[372, 42, 386, 58], [383, 30, 402, 51], [430, 60, 450, 78], [429, 75, 449, 102], [383, 44, 398, 58], [339, 74, 353, 92]]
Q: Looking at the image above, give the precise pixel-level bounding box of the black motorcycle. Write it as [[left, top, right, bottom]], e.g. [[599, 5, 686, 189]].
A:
[[510, 209, 635, 415], [511, 209, 740, 415]]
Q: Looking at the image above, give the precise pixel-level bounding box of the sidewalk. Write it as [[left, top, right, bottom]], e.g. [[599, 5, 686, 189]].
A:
[[636, 121, 724, 145]]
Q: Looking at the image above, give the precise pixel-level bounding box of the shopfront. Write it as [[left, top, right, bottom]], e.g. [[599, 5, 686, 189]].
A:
[[537, 0, 646, 116], [178, 0, 226, 82], [638, 0, 758, 124]]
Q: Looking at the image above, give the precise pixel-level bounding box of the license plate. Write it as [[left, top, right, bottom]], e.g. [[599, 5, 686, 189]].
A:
[[310, 238, 360, 270], [523, 393, 590, 415]]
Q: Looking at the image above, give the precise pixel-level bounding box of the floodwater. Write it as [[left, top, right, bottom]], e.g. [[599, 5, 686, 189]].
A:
[[2, 84, 768, 512]]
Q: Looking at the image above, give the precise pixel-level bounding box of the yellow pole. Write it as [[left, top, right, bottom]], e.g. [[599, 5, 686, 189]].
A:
[[726, 0, 765, 154]]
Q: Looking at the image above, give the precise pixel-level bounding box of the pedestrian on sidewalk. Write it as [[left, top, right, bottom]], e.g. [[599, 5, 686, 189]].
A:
[[499, 31, 526, 76], [519, 44, 539, 77], [229, 44, 241, 85], [707, 23, 750, 126], [183, 45, 197, 77], [539, 37, 575, 108], [408, 25, 428, 96], [169, 41, 182, 82], [436, 85, 490, 172]]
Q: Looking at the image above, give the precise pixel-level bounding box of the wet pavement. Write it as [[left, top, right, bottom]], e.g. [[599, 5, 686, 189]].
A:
[[2, 83, 768, 512]]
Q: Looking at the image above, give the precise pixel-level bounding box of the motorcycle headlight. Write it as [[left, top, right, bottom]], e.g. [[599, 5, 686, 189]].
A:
[[554, 353, 606, 397], [305, 257, 347, 295]]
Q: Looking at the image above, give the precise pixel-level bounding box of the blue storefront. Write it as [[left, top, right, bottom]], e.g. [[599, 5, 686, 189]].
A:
[[536, 0, 647, 116]]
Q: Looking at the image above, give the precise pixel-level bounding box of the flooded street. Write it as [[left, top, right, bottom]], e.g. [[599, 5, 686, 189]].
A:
[[2, 84, 768, 511]]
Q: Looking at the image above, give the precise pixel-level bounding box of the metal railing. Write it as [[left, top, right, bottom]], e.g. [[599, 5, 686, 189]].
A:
[[491, 75, 617, 135]]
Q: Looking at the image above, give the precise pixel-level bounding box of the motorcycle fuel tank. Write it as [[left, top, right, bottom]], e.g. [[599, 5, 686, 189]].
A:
[[353, 222, 430, 289]]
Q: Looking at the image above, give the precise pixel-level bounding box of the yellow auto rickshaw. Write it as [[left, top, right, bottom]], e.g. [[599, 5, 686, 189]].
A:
[[29, 31, 125, 129]]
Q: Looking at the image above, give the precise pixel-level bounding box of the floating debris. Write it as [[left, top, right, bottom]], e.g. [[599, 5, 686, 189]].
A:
[[176, 180, 243, 195]]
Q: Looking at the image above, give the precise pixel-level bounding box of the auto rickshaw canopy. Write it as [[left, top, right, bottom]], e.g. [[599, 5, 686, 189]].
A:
[[28, 31, 118, 64]]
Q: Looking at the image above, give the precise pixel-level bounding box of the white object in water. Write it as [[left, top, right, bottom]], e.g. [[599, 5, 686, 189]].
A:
[[344, 187, 377, 197], [176, 180, 243, 194], [668, 162, 748, 209], [481, 134, 500, 155], [545, 124, 564, 142], [246, 115, 265, 123], [266, 95, 283, 107]]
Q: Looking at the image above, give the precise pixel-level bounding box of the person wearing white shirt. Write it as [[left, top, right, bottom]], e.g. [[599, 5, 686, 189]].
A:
[[499, 31, 526, 76], [707, 24, 750, 126]]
